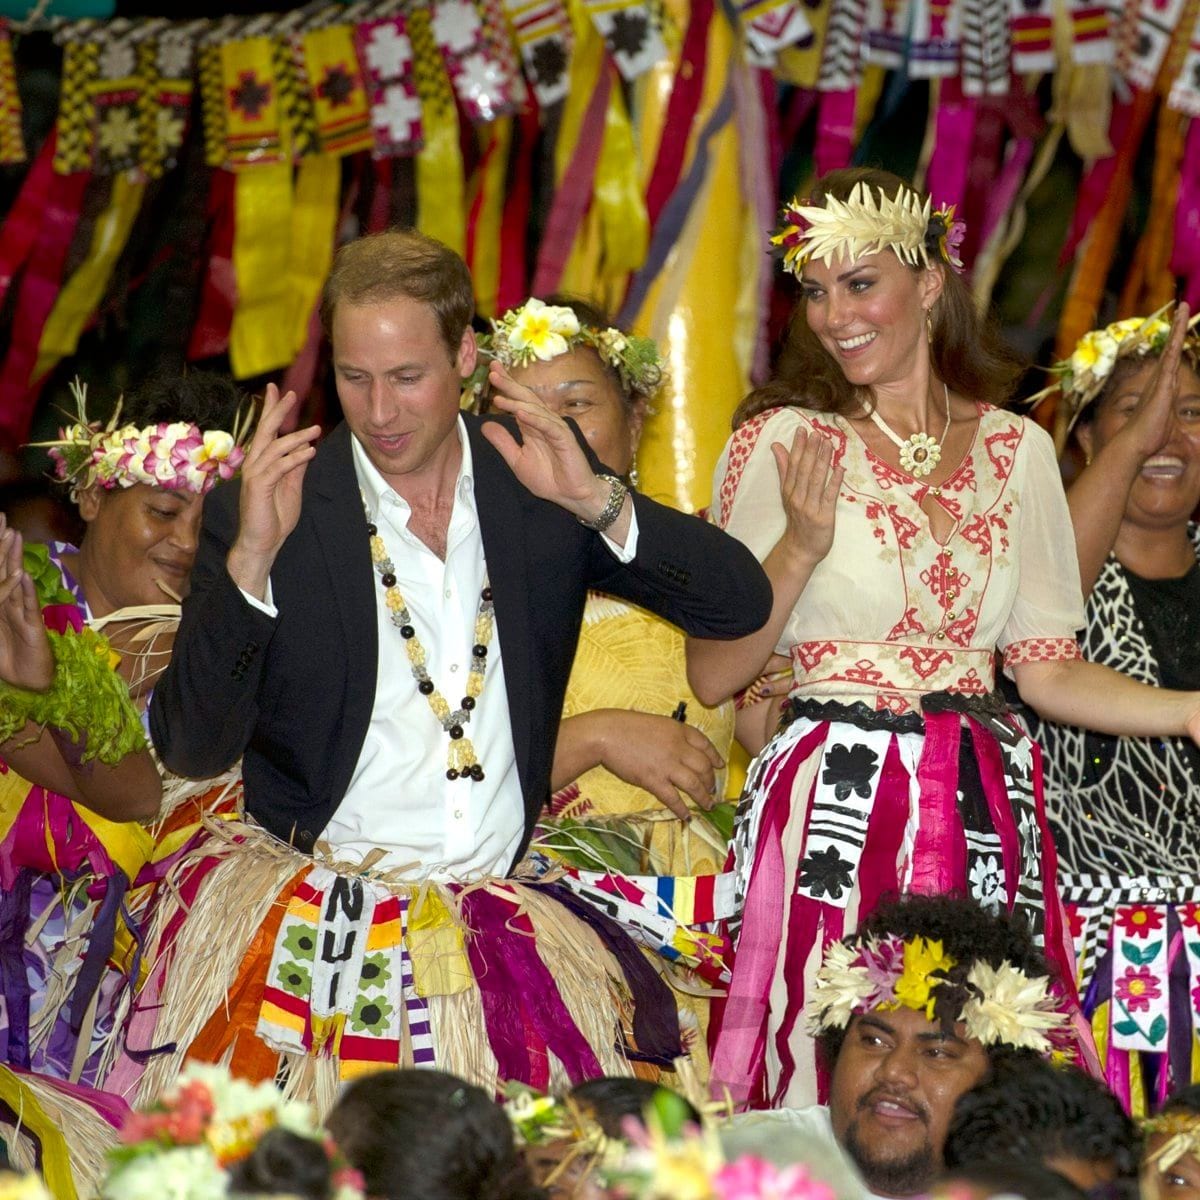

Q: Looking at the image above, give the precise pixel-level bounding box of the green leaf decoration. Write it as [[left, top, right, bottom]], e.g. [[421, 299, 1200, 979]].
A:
[[22, 543, 75, 608], [1120, 943, 1143, 965], [1148, 1015, 1168, 1044], [1140, 940, 1164, 962], [647, 1087, 695, 1140], [1112, 1019, 1140, 1037]]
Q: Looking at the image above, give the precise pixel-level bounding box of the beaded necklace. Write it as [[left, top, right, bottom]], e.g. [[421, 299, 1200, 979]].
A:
[[365, 509, 495, 782]]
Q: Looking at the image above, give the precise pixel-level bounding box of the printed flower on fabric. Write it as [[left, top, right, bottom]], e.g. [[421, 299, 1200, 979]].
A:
[[1116, 965, 1161, 1014], [798, 845, 854, 901], [1065, 905, 1086, 942], [968, 856, 1003, 912], [359, 952, 392, 990], [275, 960, 312, 1000], [349, 994, 395, 1035], [1178, 903, 1200, 934], [1116, 905, 1164, 939], [282, 924, 317, 961], [820, 743, 879, 801]]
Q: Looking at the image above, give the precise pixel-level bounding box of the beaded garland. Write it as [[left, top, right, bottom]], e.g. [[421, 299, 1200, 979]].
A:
[[365, 511, 495, 782]]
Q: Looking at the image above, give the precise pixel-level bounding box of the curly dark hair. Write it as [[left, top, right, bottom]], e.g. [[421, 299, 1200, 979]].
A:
[[937, 1159, 1089, 1200], [943, 1056, 1140, 1186], [326, 1069, 546, 1200], [227, 1128, 334, 1200], [816, 894, 1056, 1067], [119, 370, 246, 433], [1158, 1083, 1200, 1116], [569, 1077, 701, 1139], [734, 166, 1024, 429]]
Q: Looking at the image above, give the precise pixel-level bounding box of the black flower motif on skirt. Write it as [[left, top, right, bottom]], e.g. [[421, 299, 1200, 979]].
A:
[[821, 742, 880, 801], [798, 844, 855, 901]]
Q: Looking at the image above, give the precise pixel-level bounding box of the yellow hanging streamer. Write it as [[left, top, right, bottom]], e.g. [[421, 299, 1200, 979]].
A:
[[230, 163, 295, 378], [591, 76, 649, 279], [407, 888, 473, 998], [33, 172, 147, 382], [469, 118, 512, 320], [411, 5, 464, 255], [0, 1066, 79, 1200], [632, 10, 748, 513], [285, 154, 341, 356]]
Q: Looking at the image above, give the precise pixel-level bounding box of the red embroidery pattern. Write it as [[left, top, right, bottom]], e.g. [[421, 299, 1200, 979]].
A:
[[1002, 637, 1083, 667], [794, 641, 838, 672], [899, 646, 953, 680], [718, 409, 778, 527], [888, 607, 923, 639], [984, 424, 1023, 480]]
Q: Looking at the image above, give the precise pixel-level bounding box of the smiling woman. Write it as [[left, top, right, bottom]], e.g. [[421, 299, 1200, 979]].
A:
[[1016, 309, 1200, 1112], [0, 371, 246, 1129], [694, 171, 1200, 1113]]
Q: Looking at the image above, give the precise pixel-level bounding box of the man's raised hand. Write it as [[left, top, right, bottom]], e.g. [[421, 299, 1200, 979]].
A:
[[227, 385, 321, 601], [0, 516, 53, 693]]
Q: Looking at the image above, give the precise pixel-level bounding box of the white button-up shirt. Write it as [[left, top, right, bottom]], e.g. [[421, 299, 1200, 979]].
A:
[[241, 416, 638, 880]]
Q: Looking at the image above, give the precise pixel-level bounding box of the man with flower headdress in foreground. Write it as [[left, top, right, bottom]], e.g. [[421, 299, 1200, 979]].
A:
[[725, 894, 1082, 1200], [0, 372, 248, 1191], [138, 230, 771, 1111]]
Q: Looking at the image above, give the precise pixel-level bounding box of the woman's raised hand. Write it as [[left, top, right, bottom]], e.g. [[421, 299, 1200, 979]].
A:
[[772, 427, 844, 569], [0, 515, 53, 693], [1118, 302, 1191, 462]]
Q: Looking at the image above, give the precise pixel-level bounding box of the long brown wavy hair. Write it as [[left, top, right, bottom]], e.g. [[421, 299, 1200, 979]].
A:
[[734, 167, 1024, 429]]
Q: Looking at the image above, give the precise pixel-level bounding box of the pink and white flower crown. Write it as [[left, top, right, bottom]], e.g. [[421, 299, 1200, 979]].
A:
[[35, 379, 249, 501], [772, 180, 965, 277], [807, 933, 1072, 1056]]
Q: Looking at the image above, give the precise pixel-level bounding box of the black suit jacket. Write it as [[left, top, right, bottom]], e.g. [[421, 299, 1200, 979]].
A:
[[151, 415, 771, 869]]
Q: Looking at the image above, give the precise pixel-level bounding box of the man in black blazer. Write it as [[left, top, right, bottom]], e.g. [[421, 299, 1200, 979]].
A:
[[150, 230, 771, 877]]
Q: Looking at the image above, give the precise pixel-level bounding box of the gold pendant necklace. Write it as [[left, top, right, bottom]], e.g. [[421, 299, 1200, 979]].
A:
[[867, 380, 951, 479]]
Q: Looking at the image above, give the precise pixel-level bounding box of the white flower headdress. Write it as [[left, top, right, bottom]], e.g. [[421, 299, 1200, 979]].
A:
[[478, 298, 666, 399], [806, 933, 1071, 1055], [771, 180, 966, 276], [1027, 303, 1200, 430], [33, 379, 250, 502]]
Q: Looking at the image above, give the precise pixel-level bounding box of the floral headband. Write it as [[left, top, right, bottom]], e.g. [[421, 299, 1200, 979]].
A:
[[1028, 304, 1200, 429], [807, 934, 1070, 1054], [34, 379, 248, 502], [478, 298, 666, 399], [1143, 1111, 1200, 1172], [772, 181, 965, 277], [100, 1062, 365, 1200]]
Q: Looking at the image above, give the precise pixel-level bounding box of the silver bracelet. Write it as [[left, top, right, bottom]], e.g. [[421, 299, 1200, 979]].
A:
[[578, 474, 629, 533]]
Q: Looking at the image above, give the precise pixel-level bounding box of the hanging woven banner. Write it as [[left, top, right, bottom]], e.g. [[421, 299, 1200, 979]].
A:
[[503, 0, 572, 106], [818, 0, 869, 91], [53, 38, 100, 173], [741, 2, 814, 66], [0, 19, 24, 164], [430, 0, 520, 122], [863, 0, 910, 68], [582, 0, 668, 80], [1121, 0, 1187, 89], [355, 15, 423, 156], [961, 0, 1009, 95], [197, 43, 226, 167], [909, 0, 961, 77], [477, 0, 528, 106], [1067, 0, 1113, 64], [302, 24, 375, 157], [221, 35, 286, 167], [1169, 5, 1200, 113], [1110, 903, 1170, 1054], [1182, 904, 1200, 1049], [136, 26, 197, 179], [1010, 0, 1055, 73], [273, 33, 320, 161], [89, 24, 146, 175]]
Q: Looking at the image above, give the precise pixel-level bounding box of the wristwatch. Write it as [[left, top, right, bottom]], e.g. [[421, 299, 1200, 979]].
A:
[[578, 474, 629, 533]]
